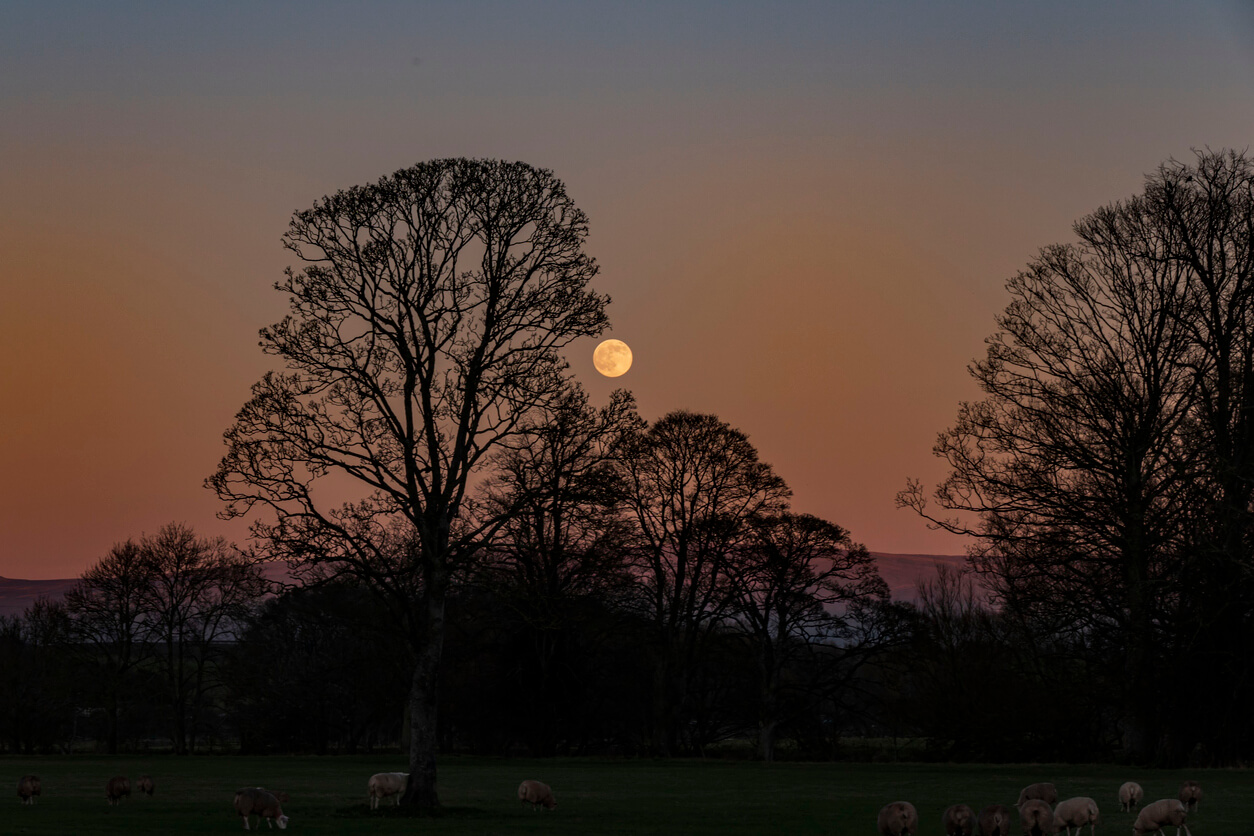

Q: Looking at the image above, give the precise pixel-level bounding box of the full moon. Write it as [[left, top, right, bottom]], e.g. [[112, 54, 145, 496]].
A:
[[593, 339, 633, 377]]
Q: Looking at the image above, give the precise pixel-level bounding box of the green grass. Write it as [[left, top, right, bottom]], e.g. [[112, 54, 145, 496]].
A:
[[2, 755, 1247, 834]]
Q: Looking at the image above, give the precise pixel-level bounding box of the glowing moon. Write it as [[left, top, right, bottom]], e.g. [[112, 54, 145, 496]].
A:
[[593, 339, 633, 377]]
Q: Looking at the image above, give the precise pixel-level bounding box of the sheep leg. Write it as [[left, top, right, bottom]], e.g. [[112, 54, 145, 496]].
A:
[[242, 814, 251, 830]]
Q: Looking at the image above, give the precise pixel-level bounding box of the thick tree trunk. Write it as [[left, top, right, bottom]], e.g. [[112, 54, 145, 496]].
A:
[[402, 585, 446, 808]]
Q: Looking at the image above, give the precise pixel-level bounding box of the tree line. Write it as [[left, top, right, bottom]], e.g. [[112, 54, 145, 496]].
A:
[[1, 402, 904, 763], [900, 148, 1254, 765], [4, 151, 1251, 776]]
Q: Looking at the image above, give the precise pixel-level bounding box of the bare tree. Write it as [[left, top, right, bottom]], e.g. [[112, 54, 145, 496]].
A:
[[62, 540, 151, 754], [1140, 150, 1254, 760], [617, 410, 790, 755], [138, 523, 266, 754], [899, 167, 1200, 761], [724, 512, 887, 761], [210, 159, 608, 805], [476, 385, 640, 753]]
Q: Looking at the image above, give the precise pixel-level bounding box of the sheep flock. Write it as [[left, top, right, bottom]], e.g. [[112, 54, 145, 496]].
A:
[[887, 780, 1201, 836]]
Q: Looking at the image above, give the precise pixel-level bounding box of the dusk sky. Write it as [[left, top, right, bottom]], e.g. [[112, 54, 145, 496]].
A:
[[3, 2, 1254, 579]]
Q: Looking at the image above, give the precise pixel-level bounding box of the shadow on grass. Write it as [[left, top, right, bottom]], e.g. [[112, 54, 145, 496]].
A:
[[333, 803, 491, 819]]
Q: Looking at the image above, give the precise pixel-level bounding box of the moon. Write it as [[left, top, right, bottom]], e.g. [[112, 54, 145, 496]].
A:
[[593, 339, 633, 377]]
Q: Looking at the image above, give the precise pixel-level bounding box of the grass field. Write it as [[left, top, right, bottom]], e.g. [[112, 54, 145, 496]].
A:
[[3, 755, 1249, 834]]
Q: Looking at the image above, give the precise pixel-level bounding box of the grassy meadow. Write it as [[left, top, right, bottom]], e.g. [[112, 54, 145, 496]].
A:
[[3, 755, 1249, 834]]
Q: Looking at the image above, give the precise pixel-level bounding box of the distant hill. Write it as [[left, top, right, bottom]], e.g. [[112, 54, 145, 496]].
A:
[[868, 551, 969, 601], [0, 553, 969, 617], [0, 576, 78, 617]]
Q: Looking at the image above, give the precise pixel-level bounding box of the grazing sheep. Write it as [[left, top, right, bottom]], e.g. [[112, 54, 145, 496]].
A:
[[234, 787, 289, 830], [137, 775, 154, 797], [1053, 796, 1099, 836], [518, 780, 557, 811], [943, 803, 977, 836], [1020, 799, 1053, 836], [106, 776, 130, 806], [1177, 781, 1201, 813], [367, 772, 408, 809], [979, 804, 1016, 836], [1018, 783, 1059, 807], [1133, 799, 1190, 836], [877, 801, 918, 836], [17, 775, 41, 805], [1119, 782, 1143, 813]]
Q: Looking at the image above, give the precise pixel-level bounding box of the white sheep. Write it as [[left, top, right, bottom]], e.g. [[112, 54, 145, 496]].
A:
[[878, 801, 918, 836], [1020, 799, 1053, 836], [979, 804, 1015, 836], [1133, 799, 1190, 836], [1052, 796, 1098, 836], [1177, 781, 1201, 813], [106, 776, 130, 806], [17, 775, 41, 805], [234, 787, 289, 830], [367, 772, 408, 809], [1018, 783, 1059, 807], [943, 803, 976, 836], [518, 780, 557, 811], [137, 775, 155, 797], [1119, 782, 1143, 813]]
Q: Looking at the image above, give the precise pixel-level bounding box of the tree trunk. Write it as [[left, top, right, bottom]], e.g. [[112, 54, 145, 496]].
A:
[[402, 585, 446, 808], [106, 695, 119, 755], [758, 719, 778, 763]]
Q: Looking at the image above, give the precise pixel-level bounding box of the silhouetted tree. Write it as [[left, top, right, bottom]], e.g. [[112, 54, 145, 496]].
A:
[[1141, 150, 1254, 761], [475, 385, 640, 754], [724, 512, 888, 761], [898, 149, 1254, 763], [210, 159, 608, 805], [617, 410, 790, 755], [0, 601, 75, 754], [226, 584, 408, 754], [138, 522, 267, 754], [62, 539, 150, 754]]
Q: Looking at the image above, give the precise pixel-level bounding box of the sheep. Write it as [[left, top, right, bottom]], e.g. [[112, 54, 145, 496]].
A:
[[1020, 799, 1053, 836], [1018, 783, 1059, 807], [367, 772, 408, 809], [1177, 781, 1201, 813], [1119, 782, 1143, 813], [17, 775, 41, 805], [1052, 796, 1099, 836], [518, 780, 557, 811], [877, 801, 918, 836], [1133, 799, 1191, 836], [979, 804, 1016, 836], [234, 787, 289, 830], [943, 803, 977, 836], [106, 776, 130, 806], [137, 775, 154, 797]]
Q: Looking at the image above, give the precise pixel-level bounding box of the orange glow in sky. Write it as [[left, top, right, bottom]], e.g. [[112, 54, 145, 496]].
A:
[[3, 2, 1254, 577]]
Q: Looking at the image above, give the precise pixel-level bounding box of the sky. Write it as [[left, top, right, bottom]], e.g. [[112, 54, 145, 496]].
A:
[[3, 1, 1254, 579]]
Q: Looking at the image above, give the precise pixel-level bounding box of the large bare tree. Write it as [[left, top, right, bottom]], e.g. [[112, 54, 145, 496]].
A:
[[617, 410, 790, 755], [899, 169, 1201, 761], [475, 385, 641, 753], [210, 159, 608, 805]]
